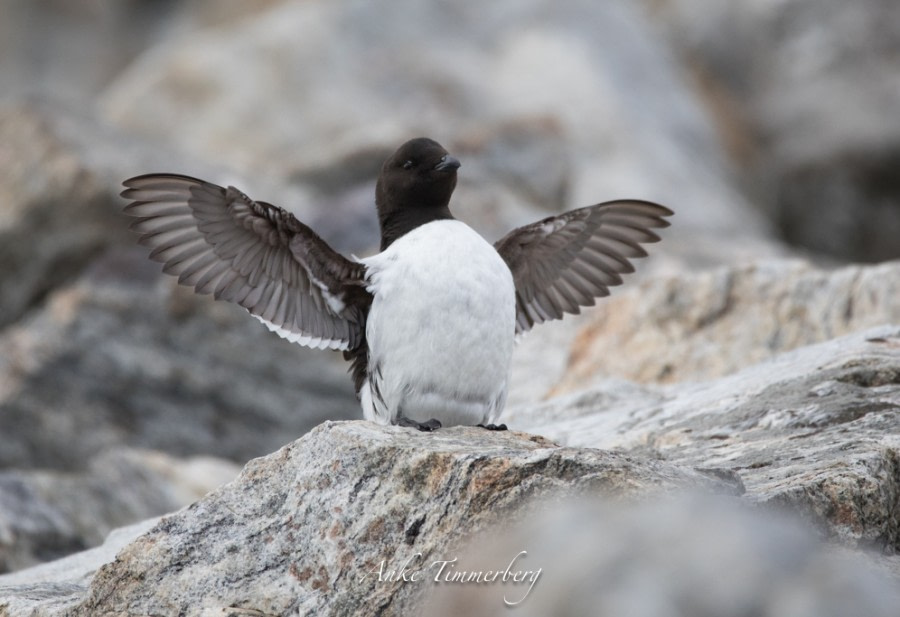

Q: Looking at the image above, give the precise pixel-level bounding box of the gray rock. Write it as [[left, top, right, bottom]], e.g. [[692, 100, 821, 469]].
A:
[[100, 0, 778, 265], [0, 96, 324, 329], [509, 326, 900, 552], [651, 0, 900, 262], [426, 496, 900, 617], [0, 248, 358, 472], [0, 0, 167, 107], [555, 259, 900, 389], [3, 324, 899, 613], [0, 449, 237, 574], [0, 97, 365, 574], [0, 0, 282, 108], [513, 259, 900, 406], [0, 422, 727, 616], [0, 517, 158, 617], [0, 101, 127, 329]]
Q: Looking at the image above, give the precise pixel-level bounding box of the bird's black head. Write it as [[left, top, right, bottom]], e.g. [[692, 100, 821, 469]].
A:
[[375, 138, 460, 249]]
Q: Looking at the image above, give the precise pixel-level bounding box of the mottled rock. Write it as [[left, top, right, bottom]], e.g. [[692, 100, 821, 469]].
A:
[[555, 260, 900, 390], [426, 496, 900, 616], [0, 422, 725, 616], [3, 328, 899, 613], [509, 327, 900, 552]]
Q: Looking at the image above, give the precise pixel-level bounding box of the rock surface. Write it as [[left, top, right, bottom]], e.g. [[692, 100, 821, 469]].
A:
[[1, 1, 899, 614], [98, 0, 778, 266], [652, 0, 900, 262], [3, 308, 899, 612], [0, 101, 127, 329], [2, 422, 728, 616], [557, 259, 900, 389], [426, 497, 900, 616], [0, 449, 237, 575], [0, 248, 358, 472], [508, 326, 900, 553], [0, 518, 159, 617]]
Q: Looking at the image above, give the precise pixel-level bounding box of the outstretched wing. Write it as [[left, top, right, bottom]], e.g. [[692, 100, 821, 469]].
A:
[[495, 200, 672, 334], [122, 174, 370, 350]]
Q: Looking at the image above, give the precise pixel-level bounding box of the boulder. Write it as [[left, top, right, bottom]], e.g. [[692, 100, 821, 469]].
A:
[[1, 422, 728, 616], [509, 326, 900, 552], [2, 324, 898, 613], [0, 101, 127, 329], [651, 0, 900, 262], [556, 259, 900, 389], [100, 0, 778, 265], [0, 247, 358, 472], [0, 518, 158, 617], [0, 97, 321, 329], [0, 0, 283, 107], [426, 497, 900, 616]]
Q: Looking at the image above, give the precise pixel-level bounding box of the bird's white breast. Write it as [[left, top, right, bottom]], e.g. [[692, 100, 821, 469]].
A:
[[360, 220, 516, 426]]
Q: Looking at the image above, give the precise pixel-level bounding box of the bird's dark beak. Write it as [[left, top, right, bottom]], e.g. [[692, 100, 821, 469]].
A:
[[433, 154, 461, 172]]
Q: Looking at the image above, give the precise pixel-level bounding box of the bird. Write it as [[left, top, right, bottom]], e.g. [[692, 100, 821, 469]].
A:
[[121, 137, 672, 432]]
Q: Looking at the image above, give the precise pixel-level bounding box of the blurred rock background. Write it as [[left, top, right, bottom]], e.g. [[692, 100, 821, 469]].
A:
[[0, 0, 898, 596]]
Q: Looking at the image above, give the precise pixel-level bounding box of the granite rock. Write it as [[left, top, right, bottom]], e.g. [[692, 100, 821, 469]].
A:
[[0, 518, 158, 617], [1, 422, 728, 616], [508, 326, 900, 553], [3, 325, 899, 613]]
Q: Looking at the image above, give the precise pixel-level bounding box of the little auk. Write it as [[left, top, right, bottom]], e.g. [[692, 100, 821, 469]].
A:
[[122, 137, 672, 431]]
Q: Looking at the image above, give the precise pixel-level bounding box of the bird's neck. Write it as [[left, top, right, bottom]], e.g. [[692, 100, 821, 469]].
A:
[[378, 202, 454, 251]]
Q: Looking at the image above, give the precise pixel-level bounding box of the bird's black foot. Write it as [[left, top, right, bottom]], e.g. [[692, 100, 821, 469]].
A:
[[397, 416, 442, 432], [477, 423, 508, 431]]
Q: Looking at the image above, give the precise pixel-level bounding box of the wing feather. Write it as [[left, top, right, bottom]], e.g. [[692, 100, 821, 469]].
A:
[[495, 199, 672, 334], [122, 173, 370, 351]]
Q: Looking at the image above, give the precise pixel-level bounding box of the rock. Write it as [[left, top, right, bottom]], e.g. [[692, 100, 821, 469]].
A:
[[3, 325, 899, 613], [0, 517, 158, 617], [555, 259, 900, 390], [0, 97, 364, 574], [0, 0, 166, 106], [509, 326, 900, 552], [0, 101, 126, 329], [513, 258, 900, 406], [0, 449, 238, 574], [426, 496, 900, 616], [0, 422, 729, 616], [651, 0, 900, 262], [0, 0, 283, 107], [100, 0, 779, 266], [0, 96, 323, 329], [0, 247, 358, 472]]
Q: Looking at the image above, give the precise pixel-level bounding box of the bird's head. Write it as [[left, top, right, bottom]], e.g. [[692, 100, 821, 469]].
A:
[[376, 137, 460, 216]]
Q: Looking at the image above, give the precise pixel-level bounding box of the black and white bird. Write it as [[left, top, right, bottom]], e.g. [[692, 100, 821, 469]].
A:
[[122, 137, 671, 431]]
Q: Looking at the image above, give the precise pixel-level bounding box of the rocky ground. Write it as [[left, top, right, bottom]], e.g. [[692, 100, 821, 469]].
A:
[[1, 1, 899, 615]]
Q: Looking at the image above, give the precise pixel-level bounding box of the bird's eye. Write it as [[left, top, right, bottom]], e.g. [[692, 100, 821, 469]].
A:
[[403, 160, 414, 170]]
